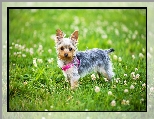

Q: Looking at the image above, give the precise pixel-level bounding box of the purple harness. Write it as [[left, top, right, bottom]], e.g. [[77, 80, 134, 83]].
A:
[[61, 57, 80, 71]]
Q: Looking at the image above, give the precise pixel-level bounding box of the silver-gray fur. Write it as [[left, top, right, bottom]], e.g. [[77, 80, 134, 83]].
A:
[[76, 48, 114, 79]]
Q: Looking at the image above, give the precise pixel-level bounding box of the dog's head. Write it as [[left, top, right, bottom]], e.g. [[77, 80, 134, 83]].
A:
[[55, 29, 78, 62]]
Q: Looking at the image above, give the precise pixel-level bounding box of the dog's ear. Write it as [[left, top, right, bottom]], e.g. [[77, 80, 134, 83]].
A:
[[70, 30, 78, 42], [55, 29, 65, 42]]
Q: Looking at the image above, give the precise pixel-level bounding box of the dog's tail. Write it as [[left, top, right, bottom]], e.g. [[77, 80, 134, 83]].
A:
[[105, 48, 115, 54]]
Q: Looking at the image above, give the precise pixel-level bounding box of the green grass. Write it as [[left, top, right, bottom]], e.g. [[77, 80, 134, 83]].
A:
[[9, 9, 146, 111]]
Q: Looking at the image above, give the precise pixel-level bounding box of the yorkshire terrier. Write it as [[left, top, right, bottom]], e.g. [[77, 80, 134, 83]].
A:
[[54, 29, 115, 89]]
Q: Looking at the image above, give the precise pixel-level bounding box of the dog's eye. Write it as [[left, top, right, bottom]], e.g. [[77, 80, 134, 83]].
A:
[[61, 47, 64, 50], [69, 48, 72, 51]]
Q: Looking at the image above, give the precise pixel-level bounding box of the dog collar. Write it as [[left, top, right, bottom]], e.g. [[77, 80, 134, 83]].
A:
[[61, 57, 80, 71]]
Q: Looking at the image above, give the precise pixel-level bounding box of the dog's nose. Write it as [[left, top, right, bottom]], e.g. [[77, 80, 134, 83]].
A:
[[64, 53, 68, 57]]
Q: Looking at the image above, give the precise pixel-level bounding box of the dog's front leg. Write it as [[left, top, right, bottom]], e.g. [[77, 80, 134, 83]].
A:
[[67, 73, 80, 90], [70, 79, 79, 90]]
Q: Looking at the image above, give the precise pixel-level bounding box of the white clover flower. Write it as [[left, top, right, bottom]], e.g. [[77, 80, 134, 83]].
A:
[[131, 72, 136, 79], [136, 74, 140, 79], [14, 52, 17, 56], [139, 53, 144, 58], [118, 57, 122, 62], [37, 58, 43, 63], [132, 77, 136, 80], [121, 99, 130, 105], [124, 80, 127, 84], [124, 83, 127, 86], [111, 100, 116, 106], [29, 48, 34, 55], [121, 24, 128, 32], [142, 48, 145, 53], [48, 49, 52, 53], [33, 62, 37, 67], [115, 28, 119, 36], [17, 52, 21, 55], [115, 79, 119, 83], [113, 55, 117, 60], [23, 81, 27, 85], [25, 48, 29, 52], [124, 89, 129, 93], [124, 74, 127, 77], [126, 100, 130, 105], [104, 78, 108, 82], [19, 45, 25, 50], [91, 74, 96, 80], [101, 34, 108, 39], [140, 98, 144, 102], [12, 42, 15, 45], [117, 78, 120, 80], [33, 58, 37, 67], [134, 30, 138, 35], [22, 54, 26, 57], [135, 68, 138, 72], [18, 44, 21, 50], [130, 85, 135, 89], [33, 44, 37, 48], [108, 91, 112, 95], [131, 72, 135, 76], [15, 44, 19, 48], [142, 83, 146, 87], [95, 86, 100, 93], [33, 58, 37, 61], [38, 44, 43, 50], [132, 34, 136, 40], [132, 55, 135, 59], [45, 109, 48, 111], [48, 58, 54, 63], [121, 99, 126, 105]]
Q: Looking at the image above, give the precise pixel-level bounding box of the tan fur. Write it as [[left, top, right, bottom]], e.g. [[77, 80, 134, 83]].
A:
[[70, 30, 78, 41], [58, 46, 75, 63]]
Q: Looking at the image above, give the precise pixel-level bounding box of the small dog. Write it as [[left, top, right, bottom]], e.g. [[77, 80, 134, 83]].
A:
[[54, 29, 115, 89]]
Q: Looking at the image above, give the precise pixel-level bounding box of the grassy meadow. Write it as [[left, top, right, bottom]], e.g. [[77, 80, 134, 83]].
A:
[[9, 8, 146, 111]]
